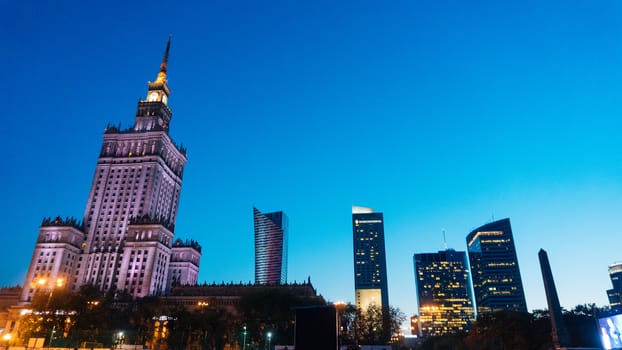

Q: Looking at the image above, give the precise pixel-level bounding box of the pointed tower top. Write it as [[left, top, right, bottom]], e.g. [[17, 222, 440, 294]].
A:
[[139, 37, 173, 131], [155, 35, 172, 84]]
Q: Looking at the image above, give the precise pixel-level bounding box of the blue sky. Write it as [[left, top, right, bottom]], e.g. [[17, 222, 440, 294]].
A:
[[2, 0, 622, 325]]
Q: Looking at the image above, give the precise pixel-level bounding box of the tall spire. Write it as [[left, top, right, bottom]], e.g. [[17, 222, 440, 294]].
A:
[[155, 35, 171, 84], [139, 36, 173, 131]]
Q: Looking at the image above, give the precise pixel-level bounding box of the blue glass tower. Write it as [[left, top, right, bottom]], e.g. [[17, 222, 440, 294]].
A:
[[254, 207, 288, 284], [466, 218, 527, 314]]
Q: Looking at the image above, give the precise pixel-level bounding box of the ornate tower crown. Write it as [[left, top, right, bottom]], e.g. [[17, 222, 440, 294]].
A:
[[134, 37, 174, 132], [146, 36, 172, 104]]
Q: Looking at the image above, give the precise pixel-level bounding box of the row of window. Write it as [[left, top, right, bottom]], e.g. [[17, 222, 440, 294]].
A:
[[99, 167, 151, 174], [39, 251, 57, 256]]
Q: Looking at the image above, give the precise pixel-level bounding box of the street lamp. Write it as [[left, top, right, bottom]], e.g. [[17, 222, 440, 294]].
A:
[[37, 277, 65, 311], [334, 301, 347, 349], [116, 331, 124, 348], [3, 333, 12, 348], [35, 278, 65, 349], [242, 326, 247, 350], [48, 326, 56, 349], [197, 301, 208, 311], [266, 332, 272, 350]]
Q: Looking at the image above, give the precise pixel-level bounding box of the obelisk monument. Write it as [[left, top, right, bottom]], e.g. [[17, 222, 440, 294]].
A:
[[539, 249, 570, 350]]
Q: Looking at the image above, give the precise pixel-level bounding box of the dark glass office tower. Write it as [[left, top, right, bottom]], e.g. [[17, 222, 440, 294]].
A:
[[466, 218, 527, 314], [413, 249, 475, 337], [352, 206, 389, 311], [254, 207, 288, 284], [607, 262, 622, 312]]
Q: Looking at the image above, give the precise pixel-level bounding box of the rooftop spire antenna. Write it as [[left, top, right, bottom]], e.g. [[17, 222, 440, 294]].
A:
[[442, 228, 448, 250], [156, 35, 171, 83]]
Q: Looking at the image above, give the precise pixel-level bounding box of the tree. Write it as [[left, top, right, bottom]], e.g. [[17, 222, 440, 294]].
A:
[[238, 288, 325, 346], [130, 296, 166, 347], [463, 311, 542, 350], [66, 285, 125, 346], [401, 304, 608, 350], [345, 304, 406, 345], [20, 287, 74, 346], [563, 304, 606, 348], [167, 307, 192, 350], [418, 335, 467, 350]]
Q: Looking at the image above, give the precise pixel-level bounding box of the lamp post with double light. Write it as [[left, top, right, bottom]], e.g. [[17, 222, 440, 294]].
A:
[[35, 278, 65, 311], [197, 301, 208, 311], [35, 278, 65, 348]]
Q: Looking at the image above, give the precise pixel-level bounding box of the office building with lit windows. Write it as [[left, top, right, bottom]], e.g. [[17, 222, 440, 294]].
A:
[[607, 262, 622, 312], [466, 218, 527, 314], [413, 249, 475, 337], [21, 39, 201, 302], [352, 206, 389, 311], [254, 208, 288, 284]]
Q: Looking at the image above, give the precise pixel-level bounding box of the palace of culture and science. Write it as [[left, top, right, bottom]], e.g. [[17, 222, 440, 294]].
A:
[[20, 38, 202, 302]]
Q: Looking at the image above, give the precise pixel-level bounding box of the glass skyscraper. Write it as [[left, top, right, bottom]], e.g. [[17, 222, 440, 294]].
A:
[[352, 206, 389, 311], [413, 249, 475, 337], [466, 218, 527, 314], [607, 262, 622, 312], [254, 207, 288, 284]]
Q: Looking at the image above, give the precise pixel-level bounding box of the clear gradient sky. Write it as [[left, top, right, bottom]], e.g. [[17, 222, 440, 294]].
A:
[[2, 0, 622, 327]]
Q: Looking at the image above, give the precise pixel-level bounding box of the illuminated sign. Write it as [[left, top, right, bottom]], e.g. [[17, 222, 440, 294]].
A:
[[356, 220, 382, 224]]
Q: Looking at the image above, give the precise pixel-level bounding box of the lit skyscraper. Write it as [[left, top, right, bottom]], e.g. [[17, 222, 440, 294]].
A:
[[466, 218, 527, 314], [21, 38, 201, 301], [607, 262, 622, 312], [254, 207, 288, 284], [413, 249, 475, 337], [352, 206, 389, 311]]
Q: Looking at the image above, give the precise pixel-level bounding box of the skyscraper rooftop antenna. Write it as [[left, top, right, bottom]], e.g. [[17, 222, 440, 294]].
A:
[[442, 228, 448, 250]]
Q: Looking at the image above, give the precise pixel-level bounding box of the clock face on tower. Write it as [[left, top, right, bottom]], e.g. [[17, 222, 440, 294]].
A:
[[148, 92, 159, 102]]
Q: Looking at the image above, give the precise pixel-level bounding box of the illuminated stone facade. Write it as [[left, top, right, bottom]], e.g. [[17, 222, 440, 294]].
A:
[[352, 206, 389, 311], [413, 249, 475, 337], [21, 39, 201, 302], [254, 208, 288, 284], [21, 218, 86, 300], [169, 239, 202, 288], [466, 218, 527, 314]]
